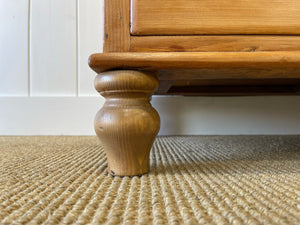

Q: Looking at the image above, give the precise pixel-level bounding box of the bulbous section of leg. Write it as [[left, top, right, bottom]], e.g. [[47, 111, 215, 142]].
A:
[[94, 70, 160, 176]]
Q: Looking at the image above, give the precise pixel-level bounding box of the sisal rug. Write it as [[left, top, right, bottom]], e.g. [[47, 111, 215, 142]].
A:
[[0, 136, 299, 225]]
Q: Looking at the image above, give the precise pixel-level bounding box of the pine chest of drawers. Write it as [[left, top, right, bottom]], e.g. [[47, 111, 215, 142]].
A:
[[89, 0, 300, 176]]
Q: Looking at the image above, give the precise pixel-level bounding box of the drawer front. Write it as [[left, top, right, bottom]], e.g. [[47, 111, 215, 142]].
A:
[[131, 0, 300, 35]]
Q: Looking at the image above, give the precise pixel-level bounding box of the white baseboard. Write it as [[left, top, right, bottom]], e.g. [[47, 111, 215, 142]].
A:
[[1, 96, 300, 135]]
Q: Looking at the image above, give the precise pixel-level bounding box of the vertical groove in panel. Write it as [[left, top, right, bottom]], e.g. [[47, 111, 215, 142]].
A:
[[78, 0, 103, 96], [76, 0, 79, 96], [28, 0, 31, 96], [0, 0, 29, 96], [30, 0, 77, 96]]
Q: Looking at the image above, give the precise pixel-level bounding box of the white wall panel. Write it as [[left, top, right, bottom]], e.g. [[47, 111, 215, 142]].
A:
[[78, 0, 103, 96], [30, 0, 77, 96], [1, 2, 300, 136], [0, 0, 29, 96]]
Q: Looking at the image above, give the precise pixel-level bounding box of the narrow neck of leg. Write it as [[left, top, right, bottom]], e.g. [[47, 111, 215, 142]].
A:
[[101, 91, 153, 99]]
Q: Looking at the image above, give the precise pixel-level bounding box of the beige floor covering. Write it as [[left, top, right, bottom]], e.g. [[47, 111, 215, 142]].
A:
[[0, 136, 299, 225]]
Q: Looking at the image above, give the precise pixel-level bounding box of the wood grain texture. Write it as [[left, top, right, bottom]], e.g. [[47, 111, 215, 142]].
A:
[[94, 70, 160, 176], [89, 52, 300, 73], [131, 0, 300, 35], [131, 35, 300, 52], [156, 68, 300, 80], [103, 0, 130, 52]]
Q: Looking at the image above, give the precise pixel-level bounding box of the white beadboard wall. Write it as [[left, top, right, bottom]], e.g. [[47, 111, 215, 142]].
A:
[[0, 0, 300, 135]]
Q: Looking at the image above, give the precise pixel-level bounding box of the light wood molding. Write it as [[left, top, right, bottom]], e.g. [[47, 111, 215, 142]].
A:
[[131, 35, 300, 52], [89, 51, 300, 73], [131, 0, 300, 35], [103, 0, 130, 52], [94, 70, 160, 176]]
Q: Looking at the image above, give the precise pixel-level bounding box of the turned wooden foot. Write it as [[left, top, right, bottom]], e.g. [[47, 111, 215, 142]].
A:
[[94, 70, 160, 176]]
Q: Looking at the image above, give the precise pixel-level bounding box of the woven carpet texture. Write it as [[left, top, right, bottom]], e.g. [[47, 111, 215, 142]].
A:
[[0, 136, 299, 225]]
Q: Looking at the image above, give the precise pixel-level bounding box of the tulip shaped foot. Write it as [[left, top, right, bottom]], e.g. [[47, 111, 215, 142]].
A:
[[94, 70, 160, 176]]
